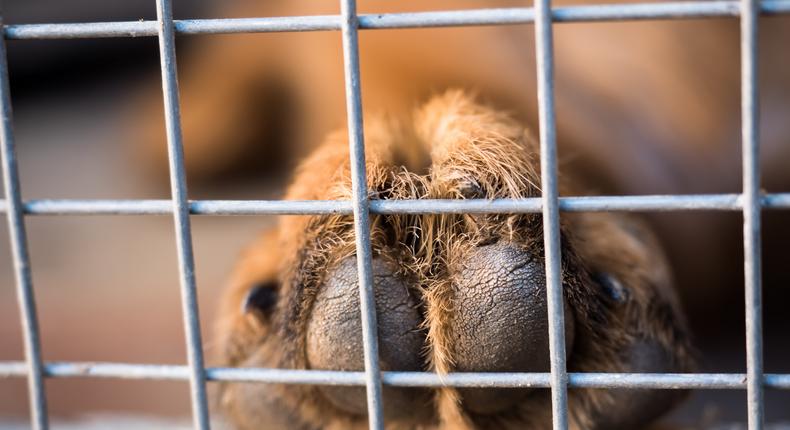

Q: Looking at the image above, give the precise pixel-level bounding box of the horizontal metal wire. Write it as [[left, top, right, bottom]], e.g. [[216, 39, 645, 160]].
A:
[[0, 194, 788, 216], [0, 361, 789, 390], [4, 0, 790, 39]]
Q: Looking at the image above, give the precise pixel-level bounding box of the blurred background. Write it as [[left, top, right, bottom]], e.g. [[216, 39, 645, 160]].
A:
[[0, 0, 279, 427], [0, 0, 788, 428]]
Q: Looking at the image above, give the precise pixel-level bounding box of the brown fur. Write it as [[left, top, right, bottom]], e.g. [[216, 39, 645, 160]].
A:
[[134, 0, 790, 314], [216, 92, 694, 429], [128, 0, 790, 427]]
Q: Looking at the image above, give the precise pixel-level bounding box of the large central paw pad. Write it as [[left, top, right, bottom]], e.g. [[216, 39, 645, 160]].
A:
[[306, 257, 430, 420], [450, 243, 574, 414]]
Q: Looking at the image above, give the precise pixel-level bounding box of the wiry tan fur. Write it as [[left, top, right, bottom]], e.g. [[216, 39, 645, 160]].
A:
[[216, 91, 694, 429]]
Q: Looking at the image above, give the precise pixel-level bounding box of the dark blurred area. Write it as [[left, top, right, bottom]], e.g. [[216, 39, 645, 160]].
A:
[[4, 0, 213, 102]]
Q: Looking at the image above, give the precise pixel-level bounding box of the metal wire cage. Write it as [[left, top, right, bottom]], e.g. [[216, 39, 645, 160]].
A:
[[1, 0, 790, 429]]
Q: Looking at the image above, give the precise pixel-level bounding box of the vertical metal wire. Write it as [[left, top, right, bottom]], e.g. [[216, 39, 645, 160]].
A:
[[154, 0, 211, 429], [534, 0, 569, 429], [338, 0, 385, 429], [740, 0, 763, 426], [0, 14, 49, 430]]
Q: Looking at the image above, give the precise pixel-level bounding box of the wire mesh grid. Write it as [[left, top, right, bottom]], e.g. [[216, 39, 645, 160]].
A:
[[1, 0, 790, 429]]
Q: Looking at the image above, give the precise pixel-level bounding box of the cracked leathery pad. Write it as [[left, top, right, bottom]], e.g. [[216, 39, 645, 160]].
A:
[[450, 243, 574, 414]]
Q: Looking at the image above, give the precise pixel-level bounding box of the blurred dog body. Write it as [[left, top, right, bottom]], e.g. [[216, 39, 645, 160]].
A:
[[137, 0, 790, 320], [137, 0, 790, 367]]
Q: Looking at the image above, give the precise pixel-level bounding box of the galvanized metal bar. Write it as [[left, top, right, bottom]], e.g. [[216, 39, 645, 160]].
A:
[[176, 16, 339, 34], [534, 0, 569, 427], [154, 0, 210, 429], [338, 0, 385, 428], [5, 21, 159, 39], [0, 13, 49, 430], [13, 199, 350, 216], [3, 361, 790, 390], [3, 194, 790, 216], [4, 1, 790, 39], [740, 0, 763, 425], [762, 193, 790, 208]]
